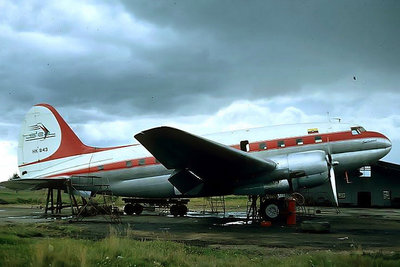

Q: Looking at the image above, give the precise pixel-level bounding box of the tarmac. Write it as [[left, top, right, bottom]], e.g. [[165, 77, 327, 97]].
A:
[[1, 205, 400, 252]]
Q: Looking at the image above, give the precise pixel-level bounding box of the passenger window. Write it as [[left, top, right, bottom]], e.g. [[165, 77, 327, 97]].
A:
[[138, 159, 145, 165], [277, 140, 285, 148], [97, 165, 104, 171], [126, 161, 132, 167], [315, 136, 322, 143], [296, 138, 303, 145], [258, 142, 267, 150]]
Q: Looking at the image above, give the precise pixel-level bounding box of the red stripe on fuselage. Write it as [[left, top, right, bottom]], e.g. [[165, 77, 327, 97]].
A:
[[45, 156, 159, 178], [249, 130, 385, 151], [41, 130, 386, 178]]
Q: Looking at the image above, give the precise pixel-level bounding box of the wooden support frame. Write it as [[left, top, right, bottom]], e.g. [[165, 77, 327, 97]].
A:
[[45, 188, 51, 214]]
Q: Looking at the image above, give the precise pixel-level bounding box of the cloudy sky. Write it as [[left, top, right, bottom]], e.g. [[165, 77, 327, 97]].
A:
[[0, 0, 399, 181]]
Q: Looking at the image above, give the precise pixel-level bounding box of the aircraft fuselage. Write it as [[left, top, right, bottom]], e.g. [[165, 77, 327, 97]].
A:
[[19, 122, 391, 198]]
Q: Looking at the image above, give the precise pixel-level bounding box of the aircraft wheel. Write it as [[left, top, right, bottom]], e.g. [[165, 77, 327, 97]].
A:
[[178, 205, 188, 216], [133, 204, 143, 215], [124, 203, 134, 215], [260, 200, 281, 221], [170, 205, 179, 217]]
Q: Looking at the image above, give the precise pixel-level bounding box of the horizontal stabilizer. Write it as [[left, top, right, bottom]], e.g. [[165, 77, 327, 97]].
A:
[[0, 177, 68, 191]]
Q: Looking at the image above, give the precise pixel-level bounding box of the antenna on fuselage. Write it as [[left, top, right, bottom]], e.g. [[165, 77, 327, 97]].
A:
[[327, 112, 342, 123]]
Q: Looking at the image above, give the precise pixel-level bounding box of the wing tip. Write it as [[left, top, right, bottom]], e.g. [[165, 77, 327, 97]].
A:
[[134, 126, 179, 141]]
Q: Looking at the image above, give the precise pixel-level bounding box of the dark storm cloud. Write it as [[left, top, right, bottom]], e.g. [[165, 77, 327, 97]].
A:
[[1, 0, 399, 131], [36, 47, 231, 117], [121, 0, 400, 81], [1, 0, 400, 178]]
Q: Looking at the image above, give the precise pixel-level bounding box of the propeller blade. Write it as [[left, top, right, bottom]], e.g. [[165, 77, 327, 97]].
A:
[[329, 167, 338, 206]]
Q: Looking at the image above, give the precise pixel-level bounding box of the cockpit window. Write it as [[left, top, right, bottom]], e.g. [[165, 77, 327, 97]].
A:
[[351, 126, 365, 135], [351, 128, 359, 135]]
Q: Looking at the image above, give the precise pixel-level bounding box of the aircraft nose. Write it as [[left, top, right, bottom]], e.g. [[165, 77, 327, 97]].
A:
[[375, 132, 392, 149], [379, 135, 392, 158], [384, 137, 392, 150]]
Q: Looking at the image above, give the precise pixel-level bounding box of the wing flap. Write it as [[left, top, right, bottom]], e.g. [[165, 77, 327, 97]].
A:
[[169, 169, 204, 194], [135, 126, 276, 182]]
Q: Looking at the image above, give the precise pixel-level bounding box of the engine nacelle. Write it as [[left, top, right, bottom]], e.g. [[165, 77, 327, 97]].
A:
[[292, 172, 329, 190], [233, 180, 291, 195], [287, 150, 329, 190], [233, 150, 330, 196]]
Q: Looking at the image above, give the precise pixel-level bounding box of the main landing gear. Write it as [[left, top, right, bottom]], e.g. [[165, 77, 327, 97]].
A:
[[247, 195, 298, 223], [124, 203, 144, 215], [259, 198, 286, 221], [169, 204, 188, 217], [122, 198, 189, 217]]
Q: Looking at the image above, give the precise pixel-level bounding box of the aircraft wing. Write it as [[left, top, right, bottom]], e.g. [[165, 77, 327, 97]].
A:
[[135, 126, 276, 184], [0, 177, 68, 191]]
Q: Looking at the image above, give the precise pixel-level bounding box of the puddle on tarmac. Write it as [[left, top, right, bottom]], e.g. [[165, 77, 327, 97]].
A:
[[187, 211, 247, 219], [8, 216, 32, 219], [216, 220, 252, 227]]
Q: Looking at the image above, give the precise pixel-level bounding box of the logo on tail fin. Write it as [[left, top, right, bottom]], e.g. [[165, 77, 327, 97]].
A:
[[24, 123, 56, 142]]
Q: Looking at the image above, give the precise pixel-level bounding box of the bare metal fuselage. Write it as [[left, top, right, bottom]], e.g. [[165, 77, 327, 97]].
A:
[[6, 105, 391, 203], [60, 124, 391, 198]]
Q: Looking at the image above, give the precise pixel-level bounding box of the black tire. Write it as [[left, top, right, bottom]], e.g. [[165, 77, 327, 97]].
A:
[[124, 203, 134, 215], [133, 204, 143, 215], [170, 204, 179, 217], [260, 200, 281, 221], [178, 205, 188, 216]]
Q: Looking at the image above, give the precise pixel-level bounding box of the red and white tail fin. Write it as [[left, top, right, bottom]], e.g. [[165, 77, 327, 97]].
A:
[[18, 104, 90, 176]]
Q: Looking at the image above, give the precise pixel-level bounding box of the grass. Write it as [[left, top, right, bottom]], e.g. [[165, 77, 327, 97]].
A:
[[0, 188, 49, 205], [187, 195, 249, 212], [0, 223, 399, 267], [0, 187, 120, 206], [1, 189, 399, 266]]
